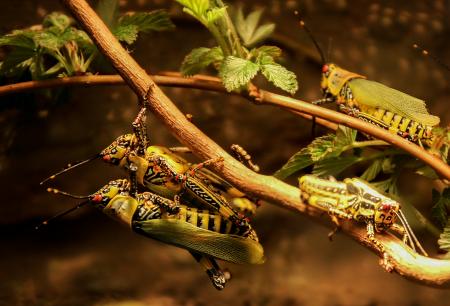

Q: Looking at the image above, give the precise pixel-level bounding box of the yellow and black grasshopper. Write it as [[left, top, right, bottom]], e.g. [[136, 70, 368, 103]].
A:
[[40, 179, 264, 290], [41, 107, 260, 235], [296, 12, 440, 146], [299, 175, 427, 270]]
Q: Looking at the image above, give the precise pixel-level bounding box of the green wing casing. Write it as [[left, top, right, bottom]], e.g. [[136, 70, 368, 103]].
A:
[[133, 219, 265, 265], [348, 78, 440, 126]]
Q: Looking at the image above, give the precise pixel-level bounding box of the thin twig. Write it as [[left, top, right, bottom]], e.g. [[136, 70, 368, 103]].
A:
[[19, 0, 446, 288], [0, 74, 337, 130], [2, 72, 448, 181]]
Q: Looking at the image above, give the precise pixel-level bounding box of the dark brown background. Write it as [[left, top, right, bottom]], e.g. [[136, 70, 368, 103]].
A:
[[0, 1, 449, 305]]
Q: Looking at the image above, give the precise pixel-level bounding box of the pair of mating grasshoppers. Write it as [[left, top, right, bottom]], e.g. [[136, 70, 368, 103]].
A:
[[296, 12, 441, 147], [40, 103, 264, 290], [299, 175, 427, 270]]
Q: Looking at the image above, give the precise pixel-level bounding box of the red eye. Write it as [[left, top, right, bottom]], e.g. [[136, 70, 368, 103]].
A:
[[322, 65, 329, 73], [382, 204, 391, 211], [92, 194, 103, 203], [102, 155, 111, 161]]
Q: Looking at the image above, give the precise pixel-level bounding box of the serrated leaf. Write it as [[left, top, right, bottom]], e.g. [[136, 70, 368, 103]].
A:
[[0, 47, 35, 76], [247, 23, 275, 46], [118, 10, 175, 33], [274, 148, 313, 179], [371, 176, 398, 195], [260, 62, 298, 94], [176, 0, 210, 20], [307, 134, 336, 161], [0, 31, 36, 49], [219, 56, 259, 91], [335, 125, 357, 146], [438, 220, 450, 253], [43, 12, 72, 31], [96, 0, 119, 29], [360, 159, 383, 181], [234, 7, 275, 47], [205, 7, 227, 23], [181, 47, 223, 76], [250, 45, 282, 60], [431, 188, 450, 229], [313, 156, 361, 177], [113, 24, 138, 44]]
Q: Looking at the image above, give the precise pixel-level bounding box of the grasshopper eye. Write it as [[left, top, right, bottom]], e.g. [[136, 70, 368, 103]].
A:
[[381, 203, 392, 211], [92, 194, 103, 203], [322, 65, 329, 73]]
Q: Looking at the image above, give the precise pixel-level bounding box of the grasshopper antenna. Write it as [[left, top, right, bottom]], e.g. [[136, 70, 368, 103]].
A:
[[40, 155, 99, 185], [294, 11, 326, 64], [394, 210, 428, 256], [413, 43, 450, 72], [46, 187, 91, 199], [35, 200, 89, 230]]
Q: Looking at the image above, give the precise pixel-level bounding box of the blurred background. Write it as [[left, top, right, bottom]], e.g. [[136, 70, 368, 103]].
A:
[[0, 0, 449, 305]]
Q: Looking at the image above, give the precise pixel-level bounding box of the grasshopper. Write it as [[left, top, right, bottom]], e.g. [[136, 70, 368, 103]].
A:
[[40, 179, 264, 290], [296, 12, 440, 146], [41, 107, 259, 234], [299, 175, 427, 270]]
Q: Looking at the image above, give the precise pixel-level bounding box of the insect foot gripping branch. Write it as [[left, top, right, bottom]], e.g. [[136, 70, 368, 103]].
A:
[[298, 175, 427, 271], [40, 179, 265, 290], [296, 12, 440, 147]]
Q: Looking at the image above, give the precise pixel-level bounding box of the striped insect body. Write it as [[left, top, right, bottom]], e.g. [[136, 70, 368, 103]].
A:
[[42, 179, 264, 290], [299, 175, 427, 270], [297, 14, 441, 146]]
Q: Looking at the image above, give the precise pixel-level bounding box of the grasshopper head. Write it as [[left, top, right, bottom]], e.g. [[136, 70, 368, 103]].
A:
[[345, 178, 399, 230], [100, 134, 137, 165], [374, 198, 399, 232], [90, 179, 130, 209], [320, 63, 337, 95]]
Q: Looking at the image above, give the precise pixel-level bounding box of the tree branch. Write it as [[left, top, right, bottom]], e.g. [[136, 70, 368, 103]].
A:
[[2, 72, 448, 180], [41, 0, 449, 288]]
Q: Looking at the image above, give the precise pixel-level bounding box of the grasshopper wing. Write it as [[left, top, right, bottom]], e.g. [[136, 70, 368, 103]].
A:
[[349, 79, 440, 126], [134, 219, 265, 264]]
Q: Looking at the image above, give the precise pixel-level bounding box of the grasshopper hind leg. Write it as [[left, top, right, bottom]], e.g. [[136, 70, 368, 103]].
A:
[[189, 251, 229, 290]]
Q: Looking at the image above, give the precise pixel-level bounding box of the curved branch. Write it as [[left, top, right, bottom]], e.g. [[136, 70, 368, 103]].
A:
[[49, 0, 450, 288], [2, 72, 448, 180], [0, 74, 337, 130]]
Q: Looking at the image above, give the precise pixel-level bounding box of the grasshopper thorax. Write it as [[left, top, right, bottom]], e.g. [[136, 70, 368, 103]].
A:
[[345, 178, 399, 232], [321, 63, 365, 97], [100, 134, 137, 165], [90, 179, 130, 209]]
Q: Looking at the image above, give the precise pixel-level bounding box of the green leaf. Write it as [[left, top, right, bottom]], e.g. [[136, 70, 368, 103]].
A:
[[205, 7, 227, 23], [415, 166, 439, 179], [0, 31, 36, 49], [43, 12, 72, 31], [219, 56, 259, 91], [335, 125, 357, 147], [274, 148, 313, 179], [313, 156, 361, 177], [0, 47, 36, 76], [260, 62, 298, 94], [176, 0, 210, 20], [250, 45, 282, 60], [431, 188, 450, 229], [360, 159, 383, 181], [96, 0, 119, 29], [307, 134, 336, 161], [113, 24, 138, 44], [181, 47, 223, 76], [438, 221, 450, 254], [234, 7, 275, 47], [371, 176, 398, 195], [118, 10, 175, 33]]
